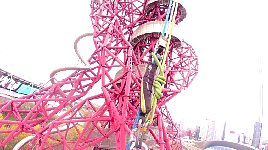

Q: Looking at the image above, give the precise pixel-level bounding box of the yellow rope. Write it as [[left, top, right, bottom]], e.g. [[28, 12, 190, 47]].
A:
[[161, 2, 178, 70], [148, 53, 165, 124], [148, 1, 179, 125], [140, 80, 146, 113], [139, 0, 179, 124]]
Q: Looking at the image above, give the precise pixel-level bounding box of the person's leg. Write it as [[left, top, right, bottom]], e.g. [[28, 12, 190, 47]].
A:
[[140, 63, 158, 116]]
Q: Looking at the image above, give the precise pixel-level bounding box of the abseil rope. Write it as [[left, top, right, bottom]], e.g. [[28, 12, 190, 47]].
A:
[[126, 110, 141, 150], [152, 0, 174, 64], [162, 0, 174, 36], [127, 0, 179, 149], [142, 0, 174, 114], [148, 0, 179, 125]]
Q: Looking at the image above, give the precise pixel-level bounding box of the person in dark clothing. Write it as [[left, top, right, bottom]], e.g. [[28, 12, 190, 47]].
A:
[[140, 46, 164, 117]]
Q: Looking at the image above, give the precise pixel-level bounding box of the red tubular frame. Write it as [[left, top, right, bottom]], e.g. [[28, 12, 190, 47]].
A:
[[0, 0, 198, 149]]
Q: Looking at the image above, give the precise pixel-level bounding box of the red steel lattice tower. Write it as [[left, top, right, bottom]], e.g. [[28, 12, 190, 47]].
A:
[[0, 0, 198, 149]]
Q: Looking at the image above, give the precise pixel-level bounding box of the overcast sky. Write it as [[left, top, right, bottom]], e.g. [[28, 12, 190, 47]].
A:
[[0, 0, 267, 139]]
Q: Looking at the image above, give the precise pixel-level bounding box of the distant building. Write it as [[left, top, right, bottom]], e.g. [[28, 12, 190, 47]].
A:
[[0, 68, 42, 98], [252, 122, 262, 148], [199, 119, 216, 141]]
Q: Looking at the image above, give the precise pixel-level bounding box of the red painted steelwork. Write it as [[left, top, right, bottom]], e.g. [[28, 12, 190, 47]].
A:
[[0, 0, 198, 149]]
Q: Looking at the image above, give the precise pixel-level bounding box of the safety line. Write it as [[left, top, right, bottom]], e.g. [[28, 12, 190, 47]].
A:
[[161, 0, 174, 36], [149, 1, 179, 125]]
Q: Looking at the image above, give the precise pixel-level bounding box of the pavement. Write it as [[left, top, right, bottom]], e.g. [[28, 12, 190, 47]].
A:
[[181, 140, 207, 150]]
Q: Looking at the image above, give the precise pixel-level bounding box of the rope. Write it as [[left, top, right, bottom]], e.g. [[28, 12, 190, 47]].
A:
[[148, 53, 165, 124], [133, 110, 141, 129], [140, 80, 146, 113], [152, 0, 173, 64], [164, 0, 176, 39], [128, 0, 179, 149], [126, 4, 174, 146], [161, 0, 174, 37], [147, 0, 174, 111], [161, 1, 178, 69], [126, 110, 141, 150], [148, 1, 179, 125]]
